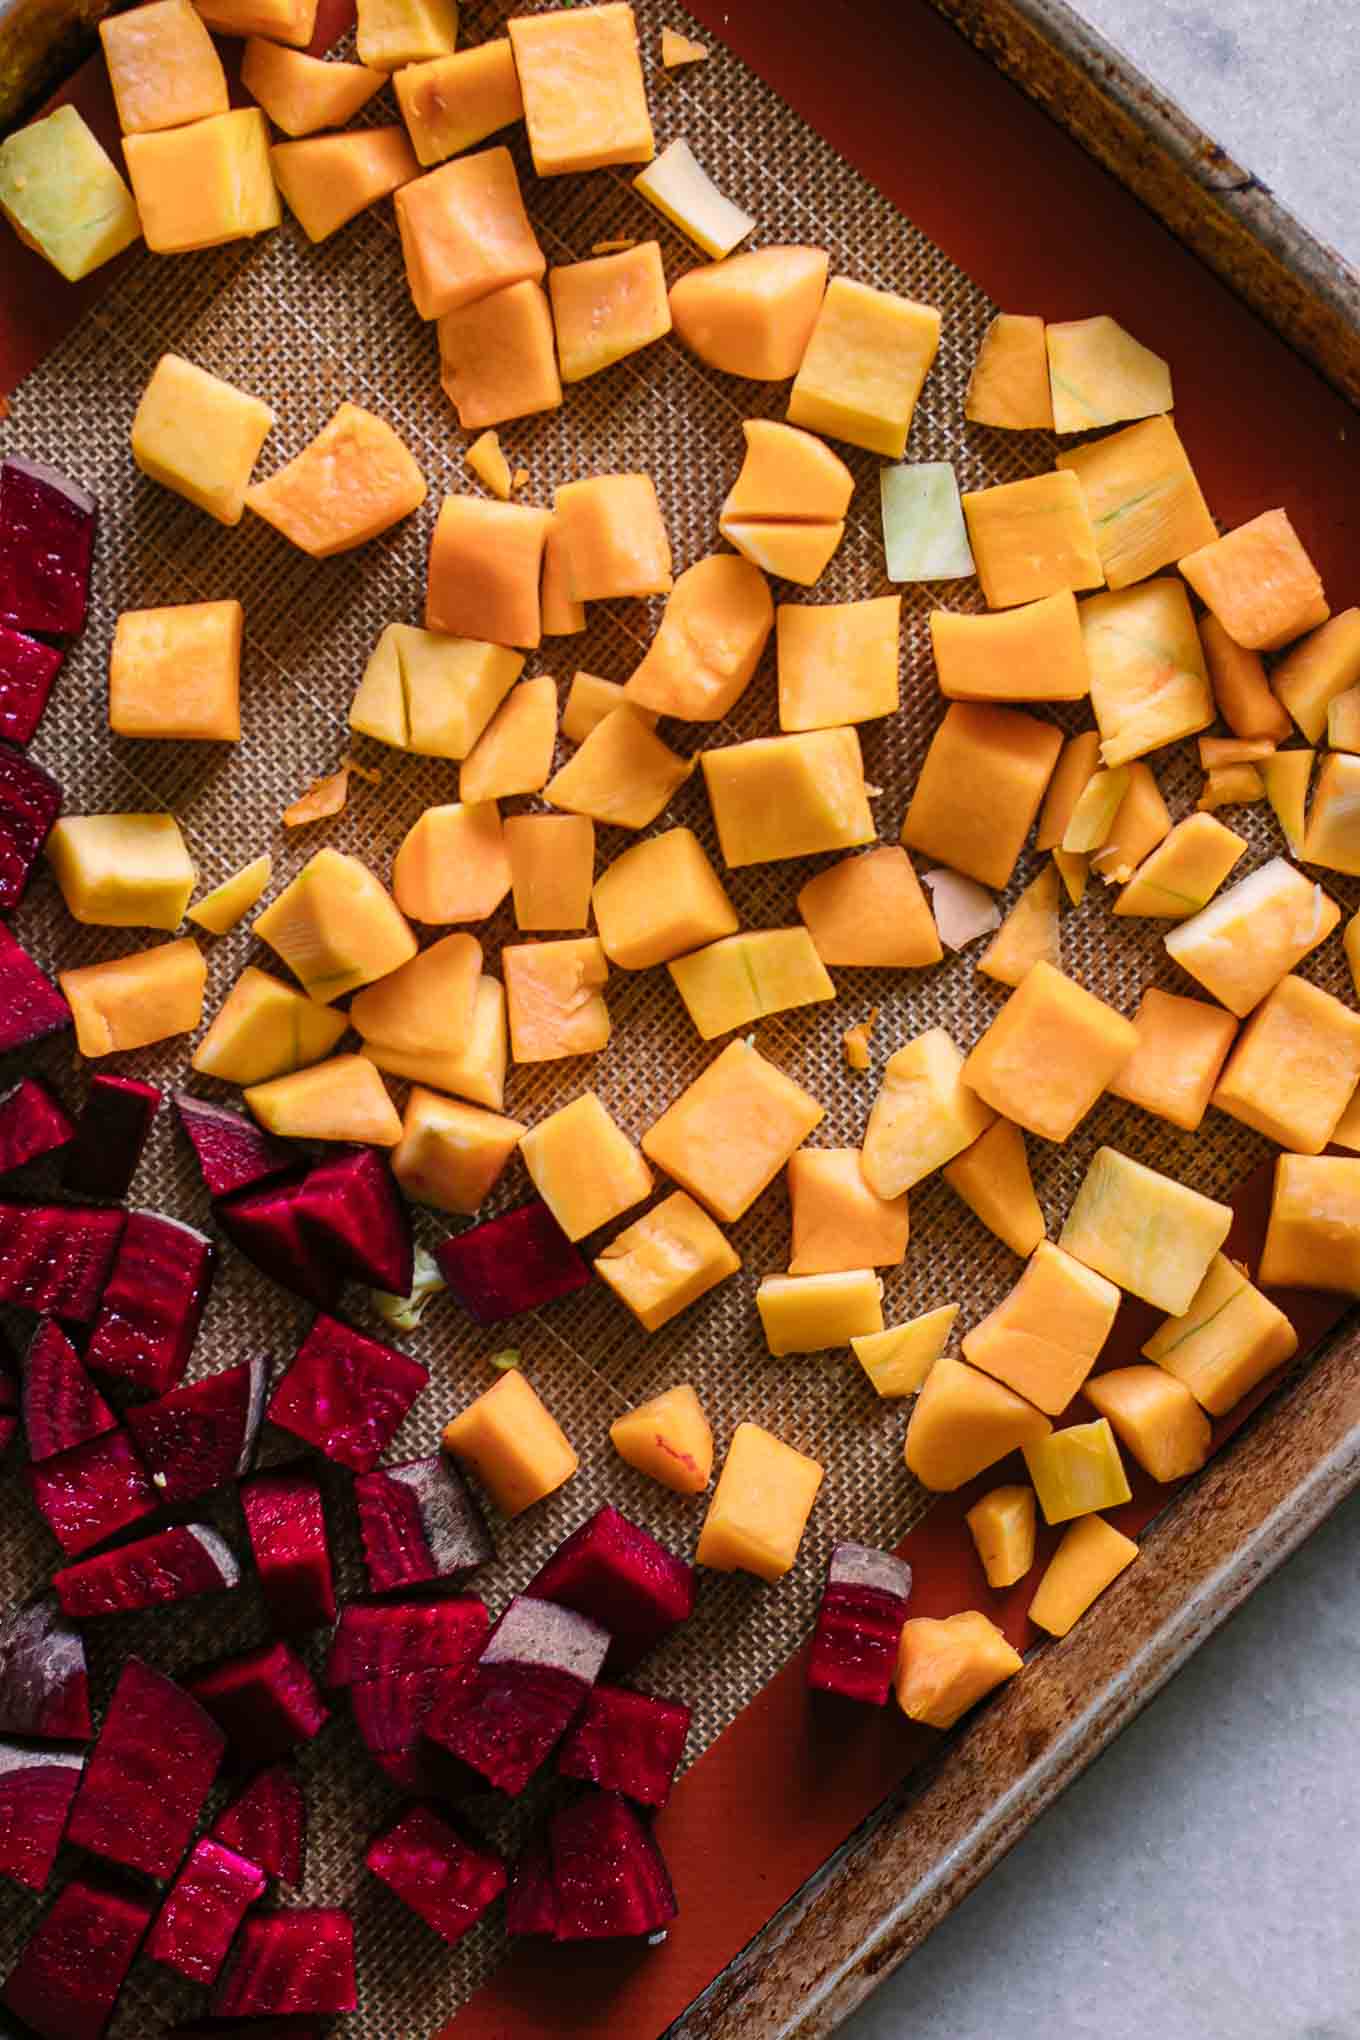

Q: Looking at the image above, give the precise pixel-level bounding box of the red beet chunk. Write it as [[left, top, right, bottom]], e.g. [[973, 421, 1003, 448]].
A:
[[0, 741, 61, 911], [148, 1837, 269, 1985], [0, 457, 96, 637], [0, 923, 69, 1055], [294, 1146, 414, 1296], [351, 1662, 473, 1757], [427, 1595, 608, 1796], [1, 1872, 151, 2040], [85, 1210, 214, 1398], [355, 1454, 492, 1595], [436, 1199, 590, 1324], [124, 1354, 269, 1504], [187, 1641, 329, 1763], [0, 1201, 124, 1322], [0, 623, 62, 745], [212, 1765, 305, 1888], [807, 1542, 913, 1706], [173, 1092, 294, 1202], [67, 1657, 225, 1878], [526, 1505, 696, 1673], [239, 1466, 335, 1633], [0, 1598, 90, 1741], [22, 1319, 116, 1462], [366, 1803, 507, 1946], [558, 1685, 691, 1807], [212, 1908, 356, 2018], [0, 1742, 83, 1891], [28, 1427, 155, 1555], [267, 1313, 428, 1473], [60, 1074, 160, 1202], [0, 1078, 74, 1177], [550, 1790, 677, 1941], [506, 1839, 560, 1938], [216, 1175, 341, 1309], [55, 1521, 240, 1619], [325, 1593, 488, 1687]]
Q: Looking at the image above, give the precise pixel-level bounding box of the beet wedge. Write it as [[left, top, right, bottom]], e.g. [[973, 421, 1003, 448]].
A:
[[506, 1839, 560, 1938], [267, 1313, 428, 1473], [0, 922, 70, 1055], [365, 1803, 507, 1947], [325, 1593, 488, 1687], [0, 455, 97, 637], [0, 1078, 74, 1177], [54, 1521, 240, 1619], [124, 1354, 269, 1504], [147, 1837, 269, 1985], [1, 1873, 152, 2040], [0, 622, 63, 746], [187, 1641, 329, 1763], [174, 1091, 294, 1202], [22, 1319, 116, 1463], [807, 1541, 914, 1705], [437, 1199, 591, 1324], [426, 1595, 608, 1796], [557, 1685, 692, 1807], [351, 1662, 474, 1761], [212, 1764, 306, 1888], [294, 1145, 414, 1296], [239, 1465, 336, 1633], [216, 1175, 342, 1309], [212, 1907, 357, 2018], [526, 1505, 696, 1673], [0, 1201, 124, 1322], [0, 1598, 90, 1742], [85, 1210, 214, 1398], [0, 740, 61, 911], [549, 1789, 678, 1941], [355, 1453, 492, 1595], [60, 1074, 160, 1202], [67, 1657, 225, 1877], [0, 1742, 83, 1891], [28, 1426, 155, 1556]]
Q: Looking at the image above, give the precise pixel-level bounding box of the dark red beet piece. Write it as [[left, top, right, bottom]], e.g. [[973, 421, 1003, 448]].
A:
[[85, 1209, 214, 1397], [436, 1199, 590, 1324], [0, 457, 96, 637], [0, 923, 70, 1055], [325, 1594, 488, 1687], [216, 1174, 343, 1308], [60, 1075, 160, 1202], [0, 1079, 74, 1177], [0, 1743, 83, 1891], [294, 1146, 414, 1295], [22, 1320, 116, 1462], [124, 1355, 269, 1504], [354, 1453, 492, 1595], [365, 1803, 506, 1946], [0, 1599, 90, 1741], [148, 1838, 269, 1985], [526, 1505, 696, 1674], [807, 1542, 913, 1706], [28, 1427, 155, 1556], [212, 1908, 357, 2018], [67, 1658, 225, 1878], [0, 741, 61, 911], [211, 1765, 306, 1888], [0, 623, 63, 745], [238, 1466, 336, 1633], [267, 1313, 428, 1473], [426, 1595, 608, 1795], [54, 1522, 240, 1619], [506, 1839, 559, 1938], [351, 1662, 474, 1757], [0, 1873, 151, 2040], [549, 1790, 677, 1941], [557, 1685, 691, 1807], [173, 1092, 294, 1202], [187, 1642, 329, 1763], [0, 1202, 125, 1322]]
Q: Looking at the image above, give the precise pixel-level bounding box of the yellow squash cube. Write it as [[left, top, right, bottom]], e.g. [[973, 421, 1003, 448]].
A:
[[1108, 987, 1237, 1132], [1164, 856, 1340, 1015], [1028, 1515, 1138, 1638], [132, 354, 274, 527], [777, 594, 901, 731], [1180, 509, 1328, 652], [861, 1028, 994, 1199], [503, 937, 610, 1063], [941, 1117, 1045, 1257], [788, 276, 940, 458], [642, 1038, 823, 1224], [962, 961, 1138, 1144], [1144, 1251, 1299, 1410], [905, 1354, 1051, 1492], [248, 404, 426, 559], [1024, 1417, 1131, 1524], [1212, 973, 1360, 1153], [508, 3, 654, 176], [1260, 1153, 1360, 1292], [668, 929, 834, 1041], [1271, 608, 1360, 742], [391, 1089, 524, 1216], [756, 1270, 884, 1357], [1044, 315, 1171, 434], [895, 1611, 1022, 1729], [1082, 1366, 1211, 1483], [593, 828, 737, 969], [241, 40, 384, 139], [788, 1148, 908, 1274], [554, 474, 672, 603], [901, 703, 1063, 890], [192, 965, 347, 1085], [459, 676, 557, 804], [254, 847, 416, 1003], [852, 1305, 958, 1397], [550, 241, 671, 382], [392, 802, 512, 924], [609, 1382, 714, 1494], [245, 1055, 402, 1147], [962, 470, 1103, 609], [188, 855, 272, 936], [364, 975, 507, 1111], [702, 728, 876, 867], [349, 932, 481, 1053], [352, 626, 523, 759], [356, 0, 459, 69], [60, 937, 205, 1058], [124, 108, 279, 254], [443, 1368, 577, 1516], [544, 707, 691, 829], [395, 42, 523, 165], [798, 846, 942, 971], [930, 591, 1089, 704], [975, 865, 1061, 989], [1060, 1147, 1233, 1315], [109, 600, 242, 742], [101, 0, 227, 134], [46, 814, 194, 932], [595, 1192, 739, 1331], [505, 814, 595, 932], [1302, 751, 1360, 876], [1080, 578, 1213, 765], [1056, 414, 1215, 589], [964, 313, 1052, 430], [0, 105, 140, 283], [624, 554, 772, 723], [519, 1092, 651, 1241], [395, 146, 544, 321], [962, 1240, 1120, 1416], [439, 280, 562, 432], [696, 1421, 824, 1580], [964, 1484, 1036, 1590], [1112, 811, 1246, 918]]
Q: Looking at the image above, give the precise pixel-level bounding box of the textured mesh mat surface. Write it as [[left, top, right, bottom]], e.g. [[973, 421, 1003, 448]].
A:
[[2, 3, 1355, 2033]]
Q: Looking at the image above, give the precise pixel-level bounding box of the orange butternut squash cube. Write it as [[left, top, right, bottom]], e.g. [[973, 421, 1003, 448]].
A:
[[241, 40, 382, 137], [1145, 1251, 1299, 1409], [798, 846, 941, 970], [964, 1484, 1036, 1590], [942, 1117, 1045, 1257], [901, 703, 1063, 891], [593, 827, 735, 969], [632, 140, 753, 260], [789, 276, 940, 458], [124, 107, 279, 253], [756, 1270, 884, 1356], [443, 1368, 577, 1516], [459, 676, 557, 804], [1303, 750, 1360, 875], [962, 471, 1103, 610], [776, 594, 900, 731], [270, 128, 418, 243], [542, 527, 586, 637], [1108, 987, 1236, 1133], [721, 419, 852, 524], [109, 599, 242, 742], [669, 929, 833, 1040], [963, 1240, 1119, 1415], [788, 1148, 908, 1274], [964, 313, 1052, 429], [1024, 1417, 1130, 1524], [395, 146, 543, 321], [1181, 508, 1328, 652], [1271, 607, 1360, 741], [364, 974, 507, 1111], [438, 281, 562, 431], [1080, 577, 1213, 765], [247, 404, 425, 557], [1262, 749, 1315, 855], [60, 937, 206, 1058], [1112, 811, 1246, 919], [1029, 1514, 1137, 1636], [561, 672, 637, 742], [1198, 614, 1289, 746], [1200, 759, 1279, 810], [1035, 730, 1101, 852], [703, 727, 876, 867], [0, 104, 140, 284], [852, 1306, 958, 1397], [544, 707, 691, 829], [625, 555, 773, 722], [1061, 1147, 1232, 1315], [905, 1354, 1050, 1492], [550, 241, 670, 382], [349, 932, 481, 1052], [193, 965, 347, 1084], [696, 1421, 823, 1580], [392, 802, 511, 924], [976, 865, 1061, 988], [355, 0, 458, 68], [519, 1091, 651, 1240], [425, 495, 551, 648], [194, 0, 317, 42], [642, 1037, 823, 1223], [1090, 763, 1171, 883], [609, 1381, 713, 1492], [1082, 1365, 1210, 1484], [1212, 973, 1360, 1153], [895, 1611, 1022, 1728], [930, 591, 1088, 704], [395, 41, 522, 164], [508, 3, 654, 176], [392, 1088, 524, 1216], [962, 961, 1138, 1144], [46, 813, 194, 932], [505, 814, 594, 932], [596, 1194, 738, 1332], [188, 854, 273, 935], [503, 936, 610, 1062], [245, 1054, 402, 1147], [352, 625, 523, 758], [1258, 1155, 1360, 1296], [554, 474, 672, 602], [254, 847, 416, 1002], [131, 353, 274, 527], [101, 0, 227, 134], [668, 245, 828, 379], [861, 1028, 995, 1199], [1164, 856, 1340, 1015], [1057, 414, 1215, 590], [1044, 316, 1171, 433]]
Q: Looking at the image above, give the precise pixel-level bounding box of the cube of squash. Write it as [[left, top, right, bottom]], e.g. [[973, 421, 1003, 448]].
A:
[[1258, 1155, 1360, 1296], [508, 4, 654, 176], [669, 930, 833, 1041], [703, 728, 876, 867], [550, 241, 670, 382], [964, 1484, 1036, 1590], [975, 865, 1061, 989], [109, 600, 242, 742], [930, 592, 1088, 703], [1108, 987, 1237, 1132], [905, 1355, 1050, 1492], [554, 474, 672, 602], [609, 1381, 713, 1492], [633, 138, 754, 260], [595, 1193, 738, 1332], [425, 495, 551, 648], [1061, 1147, 1233, 1315], [1271, 608, 1360, 742], [642, 1038, 824, 1224], [1044, 316, 1171, 434], [1082, 1366, 1211, 1483], [721, 418, 853, 525], [438, 281, 562, 432], [395, 42, 523, 165], [1180, 509, 1328, 652], [1212, 974, 1360, 1153], [1112, 811, 1246, 919], [1164, 857, 1340, 1015], [788, 1148, 908, 1274], [245, 1053, 403, 1147], [900, 703, 1063, 891], [46, 813, 195, 931], [1199, 611, 1291, 743], [392, 1089, 524, 1216], [542, 531, 586, 638], [255, 847, 417, 1003], [270, 128, 419, 244], [669, 245, 829, 380], [60, 937, 206, 1057], [395, 146, 544, 321], [1302, 751, 1360, 876], [962, 1241, 1119, 1415], [519, 1092, 651, 1241], [696, 1422, 823, 1581], [756, 1270, 884, 1356], [131, 354, 274, 527], [393, 802, 512, 924], [964, 313, 1052, 430], [188, 854, 273, 936], [349, 931, 481, 1052], [1080, 578, 1213, 765], [1035, 730, 1101, 852], [895, 1611, 1022, 1729], [1028, 1515, 1138, 1638], [194, 964, 348, 1084], [962, 962, 1138, 1145], [1024, 1417, 1131, 1524], [1089, 763, 1171, 884], [592, 827, 736, 969], [962, 471, 1103, 610], [544, 707, 691, 830], [562, 672, 637, 743], [0, 105, 140, 283], [356, 0, 459, 69], [503, 937, 610, 1062], [241, 40, 384, 138], [777, 594, 901, 730], [459, 677, 557, 804], [443, 1368, 577, 1516], [124, 108, 279, 254], [797, 846, 942, 970], [194, 0, 316, 42], [364, 974, 507, 1111], [861, 1028, 995, 1199], [248, 405, 426, 558], [101, 0, 227, 134], [506, 814, 594, 932], [788, 277, 940, 458], [1056, 415, 1216, 590], [853, 1306, 958, 1398], [1144, 1251, 1299, 1410], [351, 625, 523, 758], [941, 1117, 1045, 1257], [720, 519, 844, 588], [625, 555, 772, 724]]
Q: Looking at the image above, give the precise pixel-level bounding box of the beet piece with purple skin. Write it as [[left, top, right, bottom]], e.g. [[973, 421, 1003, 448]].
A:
[[28, 1426, 155, 1556], [526, 1504, 696, 1674], [807, 1542, 913, 1707], [212, 1765, 306, 1888], [215, 1175, 341, 1309], [22, 1320, 116, 1462], [0, 1599, 90, 1742], [0, 1742, 83, 1891], [1, 1872, 151, 2040], [85, 1209, 214, 1398], [351, 1662, 474, 1757], [124, 1354, 269, 1504], [67, 1657, 225, 1877], [325, 1593, 488, 1687], [54, 1521, 240, 1619], [294, 1146, 414, 1296], [173, 1092, 294, 1202], [0, 1079, 74, 1177], [355, 1454, 492, 1595], [549, 1789, 678, 1941], [426, 1594, 608, 1796], [268, 1313, 428, 1474], [0, 457, 96, 637], [60, 1074, 160, 1202], [0, 623, 63, 746], [239, 1465, 336, 1633], [187, 1641, 329, 1763], [212, 1908, 357, 2018], [0, 742, 61, 912], [148, 1837, 269, 1985], [366, 1803, 507, 1946], [0, 1202, 125, 1322], [506, 1838, 560, 1938], [436, 1199, 591, 1325], [0, 923, 70, 1056], [557, 1684, 691, 1808]]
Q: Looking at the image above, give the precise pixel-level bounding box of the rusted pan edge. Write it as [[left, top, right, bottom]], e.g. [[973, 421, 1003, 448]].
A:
[[670, 1315, 1360, 2039], [923, 0, 1360, 407]]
